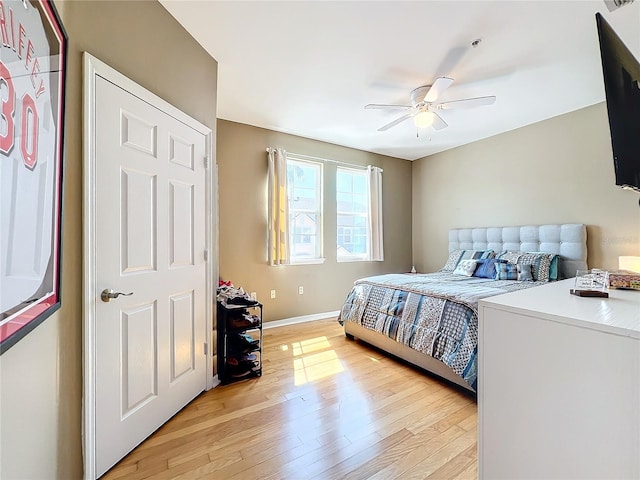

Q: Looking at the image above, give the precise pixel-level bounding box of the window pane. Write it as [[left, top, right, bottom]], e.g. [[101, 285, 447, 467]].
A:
[[336, 171, 351, 192], [301, 167, 316, 187], [353, 175, 366, 194], [337, 214, 366, 226], [291, 213, 317, 234], [353, 215, 367, 227], [291, 234, 317, 259], [337, 167, 369, 260], [293, 186, 315, 199], [287, 158, 322, 261], [337, 228, 367, 255], [288, 162, 316, 188], [353, 193, 367, 213], [336, 192, 354, 213], [292, 192, 317, 212]]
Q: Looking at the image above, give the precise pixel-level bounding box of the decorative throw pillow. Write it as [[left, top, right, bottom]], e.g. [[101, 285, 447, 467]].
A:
[[495, 251, 523, 265], [549, 255, 560, 281], [496, 251, 558, 282], [442, 250, 464, 272], [442, 249, 494, 272], [519, 252, 556, 281], [473, 258, 507, 279], [517, 263, 534, 281], [453, 259, 478, 276], [495, 262, 518, 280]]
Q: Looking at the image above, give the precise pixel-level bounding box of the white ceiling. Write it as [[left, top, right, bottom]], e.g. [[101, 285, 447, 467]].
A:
[[159, 1, 640, 161]]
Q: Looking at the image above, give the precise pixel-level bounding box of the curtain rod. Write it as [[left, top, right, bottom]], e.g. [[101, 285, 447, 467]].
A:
[[265, 148, 382, 172]]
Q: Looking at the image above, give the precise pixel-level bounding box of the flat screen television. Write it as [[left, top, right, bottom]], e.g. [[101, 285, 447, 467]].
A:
[[595, 12, 640, 194]]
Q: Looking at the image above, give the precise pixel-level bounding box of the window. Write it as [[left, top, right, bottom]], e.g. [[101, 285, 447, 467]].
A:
[[268, 148, 381, 266], [336, 167, 369, 261], [287, 157, 323, 263]]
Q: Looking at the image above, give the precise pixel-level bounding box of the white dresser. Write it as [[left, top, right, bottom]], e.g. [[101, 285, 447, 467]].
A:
[[478, 278, 640, 479]]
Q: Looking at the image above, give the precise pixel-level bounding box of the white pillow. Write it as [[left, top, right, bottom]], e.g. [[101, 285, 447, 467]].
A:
[[453, 259, 478, 277]]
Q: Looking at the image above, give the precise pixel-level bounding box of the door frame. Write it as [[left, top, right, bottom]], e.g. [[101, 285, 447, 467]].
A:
[[82, 52, 217, 479]]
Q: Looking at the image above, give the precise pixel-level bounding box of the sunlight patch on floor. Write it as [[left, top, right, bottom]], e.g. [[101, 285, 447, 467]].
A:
[[292, 336, 332, 356], [291, 336, 344, 385]]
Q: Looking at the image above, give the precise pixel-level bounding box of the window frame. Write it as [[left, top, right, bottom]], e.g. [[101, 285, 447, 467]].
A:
[[286, 156, 325, 265], [336, 166, 370, 263]]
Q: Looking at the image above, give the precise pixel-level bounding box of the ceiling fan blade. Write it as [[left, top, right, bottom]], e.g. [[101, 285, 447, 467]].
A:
[[378, 112, 415, 131], [432, 112, 448, 130], [365, 104, 412, 110], [437, 96, 496, 110], [424, 76, 454, 103]]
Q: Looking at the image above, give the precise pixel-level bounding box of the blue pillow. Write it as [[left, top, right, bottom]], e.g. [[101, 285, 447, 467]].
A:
[[495, 262, 518, 280], [473, 258, 507, 279]]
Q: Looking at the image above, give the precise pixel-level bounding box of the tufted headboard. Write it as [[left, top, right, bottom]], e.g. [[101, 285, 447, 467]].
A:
[[448, 224, 587, 280]]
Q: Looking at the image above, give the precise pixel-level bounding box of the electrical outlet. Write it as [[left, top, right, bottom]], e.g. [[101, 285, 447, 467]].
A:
[[270, 289, 276, 299], [250, 292, 257, 300], [298, 286, 304, 295]]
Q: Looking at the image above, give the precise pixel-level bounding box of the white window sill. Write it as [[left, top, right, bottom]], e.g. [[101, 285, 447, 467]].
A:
[[290, 258, 326, 265], [337, 256, 371, 263]]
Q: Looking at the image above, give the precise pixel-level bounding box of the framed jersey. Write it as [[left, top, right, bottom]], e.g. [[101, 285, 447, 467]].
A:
[[0, 0, 67, 353]]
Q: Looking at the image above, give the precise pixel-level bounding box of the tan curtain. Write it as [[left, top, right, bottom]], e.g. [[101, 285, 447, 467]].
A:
[[367, 165, 384, 261], [267, 148, 289, 265]]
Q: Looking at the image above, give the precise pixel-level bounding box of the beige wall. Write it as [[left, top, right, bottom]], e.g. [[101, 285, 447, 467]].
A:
[[217, 120, 413, 322], [2, 2, 635, 478], [0, 1, 217, 478], [412, 103, 640, 274]]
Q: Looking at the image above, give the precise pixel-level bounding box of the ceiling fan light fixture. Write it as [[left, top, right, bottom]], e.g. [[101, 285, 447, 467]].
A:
[[366, 75, 495, 133], [414, 110, 435, 128]]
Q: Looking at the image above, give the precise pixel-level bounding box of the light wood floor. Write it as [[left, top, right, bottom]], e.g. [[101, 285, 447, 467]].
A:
[[103, 318, 478, 479]]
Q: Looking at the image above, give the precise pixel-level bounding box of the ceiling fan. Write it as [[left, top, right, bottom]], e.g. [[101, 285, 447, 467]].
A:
[[365, 76, 496, 132]]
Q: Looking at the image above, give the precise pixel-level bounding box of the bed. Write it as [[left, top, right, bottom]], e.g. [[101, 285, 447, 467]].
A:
[[338, 224, 588, 393]]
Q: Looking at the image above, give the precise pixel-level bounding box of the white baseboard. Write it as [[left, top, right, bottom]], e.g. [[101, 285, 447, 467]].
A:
[[263, 310, 340, 330]]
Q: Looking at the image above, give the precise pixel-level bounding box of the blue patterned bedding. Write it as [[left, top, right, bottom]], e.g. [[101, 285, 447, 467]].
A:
[[338, 272, 543, 390]]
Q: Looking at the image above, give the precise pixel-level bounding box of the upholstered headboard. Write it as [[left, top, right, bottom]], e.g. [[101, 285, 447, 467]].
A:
[[448, 224, 587, 280]]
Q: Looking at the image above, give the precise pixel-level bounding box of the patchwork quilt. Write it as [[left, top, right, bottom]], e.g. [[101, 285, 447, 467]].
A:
[[338, 272, 543, 390]]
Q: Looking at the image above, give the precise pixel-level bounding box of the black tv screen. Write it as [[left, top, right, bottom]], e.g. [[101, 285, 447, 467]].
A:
[[596, 13, 640, 193]]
